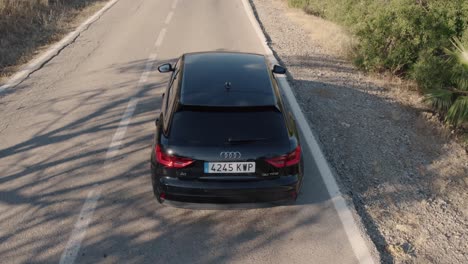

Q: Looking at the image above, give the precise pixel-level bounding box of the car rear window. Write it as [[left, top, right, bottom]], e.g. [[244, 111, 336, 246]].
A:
[[168, 110, 289, 146]]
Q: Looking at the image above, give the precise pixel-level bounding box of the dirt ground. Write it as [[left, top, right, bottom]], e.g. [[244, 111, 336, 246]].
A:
[[250, 0, 468, 263], [0, 0, 107, 83]]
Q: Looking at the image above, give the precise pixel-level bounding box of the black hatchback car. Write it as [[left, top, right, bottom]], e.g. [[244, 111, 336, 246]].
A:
[[150, 52, 303, 206]]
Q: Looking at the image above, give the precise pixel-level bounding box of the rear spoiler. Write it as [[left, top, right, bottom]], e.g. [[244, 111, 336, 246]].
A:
[[177, 104, 281, 113]]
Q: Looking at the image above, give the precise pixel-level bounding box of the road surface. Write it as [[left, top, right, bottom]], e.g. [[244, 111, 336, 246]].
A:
[[0, 0, 374, 263]]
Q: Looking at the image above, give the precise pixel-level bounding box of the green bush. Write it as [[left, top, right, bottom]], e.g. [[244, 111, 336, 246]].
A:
[[425, 38, 468, 125], [411, 51, 450, 91], [288, 0, 468, 126]]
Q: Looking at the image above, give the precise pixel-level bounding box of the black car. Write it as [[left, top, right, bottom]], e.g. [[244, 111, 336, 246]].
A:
[[150, 52, 303, 207]]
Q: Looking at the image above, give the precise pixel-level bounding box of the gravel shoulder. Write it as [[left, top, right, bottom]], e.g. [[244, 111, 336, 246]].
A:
[[250, 0, 468, 263]]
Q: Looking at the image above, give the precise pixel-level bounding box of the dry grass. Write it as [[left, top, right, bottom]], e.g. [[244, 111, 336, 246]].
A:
[[0, 0, 106, 79], [281, 0, 355, 58]]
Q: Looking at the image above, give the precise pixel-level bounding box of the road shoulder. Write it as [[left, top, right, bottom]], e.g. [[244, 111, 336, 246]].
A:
[[249, 0, 468, 263], [0, 0, 117, 92]]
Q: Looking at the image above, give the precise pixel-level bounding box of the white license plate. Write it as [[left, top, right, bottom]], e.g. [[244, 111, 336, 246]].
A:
[[204, 162, 255, 173]]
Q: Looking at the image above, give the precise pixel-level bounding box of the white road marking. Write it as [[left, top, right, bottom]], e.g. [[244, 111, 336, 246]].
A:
[[165, 11, 174, 24], [105, 98, 138, 159], [155, 28, 167, 47], [106, 53, 157, 159], [172, 0, 178, 9], [59, 38, 162, 264], [278, 75, 376, 264], [59, 188, 101, 264], [0, 0, 120, 93], [240, 0, 376, 263], [148, 53, 158, 62]]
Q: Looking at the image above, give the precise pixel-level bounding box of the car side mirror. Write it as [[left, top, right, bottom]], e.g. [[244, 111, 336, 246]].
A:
[[155, 118, 160, 127], [272, 65, 286, 74], [158, 63, 174, 73]]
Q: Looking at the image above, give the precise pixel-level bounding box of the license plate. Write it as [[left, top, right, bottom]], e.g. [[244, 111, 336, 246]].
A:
[[204, 162, 255, 173]]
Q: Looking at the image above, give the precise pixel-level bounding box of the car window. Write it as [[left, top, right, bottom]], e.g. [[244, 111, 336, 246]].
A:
[[168, 110, 289, 146], [164, 69, 180, 130], [163, 58, 182, 130], [167, 70, 180, 111], [168, 70, 180, 108], [165, 71, 177, 111]]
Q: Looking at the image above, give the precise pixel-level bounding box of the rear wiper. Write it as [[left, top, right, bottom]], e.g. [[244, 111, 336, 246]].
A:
[[226, 137, 269, 144]]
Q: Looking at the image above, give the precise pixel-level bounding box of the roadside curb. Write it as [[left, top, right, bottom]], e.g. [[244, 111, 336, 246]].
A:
[[0, 0, 120, 93], [241, 0, 378, 263]]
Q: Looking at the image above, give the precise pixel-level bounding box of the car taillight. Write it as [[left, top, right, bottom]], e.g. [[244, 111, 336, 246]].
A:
[[155, 145, 194, 168], [265, 146, 301, 168]]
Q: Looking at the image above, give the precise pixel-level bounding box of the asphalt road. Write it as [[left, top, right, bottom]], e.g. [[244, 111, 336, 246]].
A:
[[0, 0, 372, 263]]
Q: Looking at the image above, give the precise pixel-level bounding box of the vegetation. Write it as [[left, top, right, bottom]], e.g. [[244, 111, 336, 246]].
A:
[[426, 38, 468, 126], [288, 0, 468, 127], [0, 0, 104, 77]]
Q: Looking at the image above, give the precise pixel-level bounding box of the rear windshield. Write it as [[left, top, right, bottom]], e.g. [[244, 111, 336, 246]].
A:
[[168, 110, 289, 146]]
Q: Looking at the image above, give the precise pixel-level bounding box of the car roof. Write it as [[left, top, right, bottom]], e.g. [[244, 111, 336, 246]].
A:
[[179, 52, 277, 107]]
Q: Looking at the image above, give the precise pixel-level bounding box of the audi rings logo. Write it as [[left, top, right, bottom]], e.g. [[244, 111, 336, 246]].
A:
[[220, 151, 242, 159]]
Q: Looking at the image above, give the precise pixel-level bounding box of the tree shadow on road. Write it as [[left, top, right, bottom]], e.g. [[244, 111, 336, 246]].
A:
[[0, 57, 355, 263]]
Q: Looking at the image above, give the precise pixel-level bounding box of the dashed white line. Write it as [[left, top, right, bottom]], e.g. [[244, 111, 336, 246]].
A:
[[105, 98, 138, 159], [171, 0, 178, 9], [59, 46, 161, 264], [155, 28, 167, 47], [165, 11, 174, 24], [148, 53, 158, 62], [59, 188, 101, 264], [106, 53, 157, 159]]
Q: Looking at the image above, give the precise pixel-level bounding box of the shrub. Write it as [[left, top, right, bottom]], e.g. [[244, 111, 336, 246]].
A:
[[288, 0, 468, 126], [425, 38, 468, 125]]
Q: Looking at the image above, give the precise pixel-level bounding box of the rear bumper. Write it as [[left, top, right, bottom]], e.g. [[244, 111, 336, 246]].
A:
[[151, 169, 301, 206]]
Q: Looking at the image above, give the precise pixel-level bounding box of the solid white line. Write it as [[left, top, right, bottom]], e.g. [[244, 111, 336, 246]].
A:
[[240, 0, 376, 263], [155, 28, 167, 47], [59, 188, 101, 264], [171, 0, 178, 9], [0, 0, 120, 93], [277, 76, 376, 264], [165, 11, 174, 24]]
